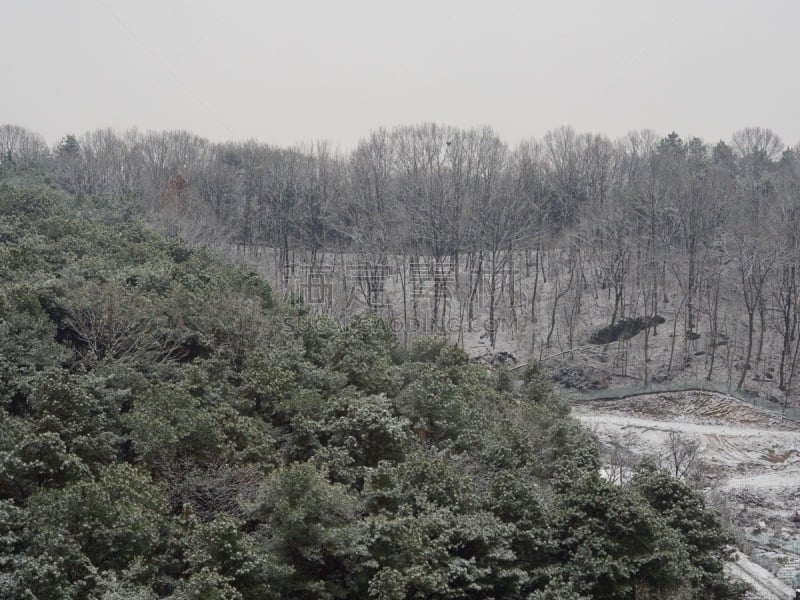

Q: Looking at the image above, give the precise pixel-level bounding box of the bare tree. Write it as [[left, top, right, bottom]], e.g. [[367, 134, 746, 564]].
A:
[[394, 124, 464, 331], [726, 226, 779, 390], [772, 154, 800, 392], [732, 127, 784, 165], [661, 431, 700, 480], [658, 135, 727, 366], [0, 124, 47, 166], [340, 129, 398, 315], [468, 128, 532, 347], [585, 188, 634, 335]]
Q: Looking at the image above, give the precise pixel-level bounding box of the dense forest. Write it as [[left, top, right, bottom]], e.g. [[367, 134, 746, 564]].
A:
[[3, 123, 799, 399], [0, 148, 747, 596]]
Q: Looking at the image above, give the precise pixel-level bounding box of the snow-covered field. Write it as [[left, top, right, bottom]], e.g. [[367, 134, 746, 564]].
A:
[[573, 390, 800, 595]]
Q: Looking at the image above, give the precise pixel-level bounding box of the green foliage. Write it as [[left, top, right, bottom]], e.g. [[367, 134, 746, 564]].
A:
[[169, 567, 244, 600], [0, 184, 59, 220], [327, 313, 402, 394], [551, 469, 690, 598], [241, 351, 298, 416], [631, 461, 747, 598], [480, 417, 540, 472], [407, 336, 469, 369], [0, 181, 746, 598], [0, 286, 70, 409], [317, 392, 410, 486], [495, 366, 513, 392], [26, 464, 169, 571], [0, 416, 88, 499], [363, 453, 530, 598], [127, 382, 228, 466], [365, 453, 475, 516], [523, 361, 570, 417], [365, 505, 525, 599], [27, 370, 120, 467], [4, 464, 169, 597], [528, 576, 589, 599], [181, 514, 272, 599], [324, 393, 409, 465], [487, 471, 554, 580], [396, 363, 484, 446], [248, 461, 365, 598]]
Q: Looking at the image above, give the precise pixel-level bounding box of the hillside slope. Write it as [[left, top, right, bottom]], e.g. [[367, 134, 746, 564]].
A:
[[0, 175, 748, 598]]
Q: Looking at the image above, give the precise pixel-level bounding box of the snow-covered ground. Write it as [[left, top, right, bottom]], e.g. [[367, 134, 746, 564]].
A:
[[573, 390, 800, 595], [230, 245, 800, 416], [726, 552, 795, 599]]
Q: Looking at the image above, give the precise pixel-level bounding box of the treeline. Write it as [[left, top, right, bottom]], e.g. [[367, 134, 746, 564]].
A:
[[3, 123, 800, 394], [0, 178, 746, 597]]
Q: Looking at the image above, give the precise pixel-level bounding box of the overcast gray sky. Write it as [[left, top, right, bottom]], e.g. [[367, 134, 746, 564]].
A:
[[3, 0, 799, 150]]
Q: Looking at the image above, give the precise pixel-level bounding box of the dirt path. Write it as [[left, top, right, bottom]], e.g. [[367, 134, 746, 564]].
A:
[[575, 412, 800, 440], [726, 552, 795, 599]]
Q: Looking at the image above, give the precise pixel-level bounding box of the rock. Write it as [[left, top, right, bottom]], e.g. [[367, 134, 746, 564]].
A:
[[472, 352, 519, 369], [549, 361, 611, 391], [589, 315, 666, 345], [491, 351, 517, 366]]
